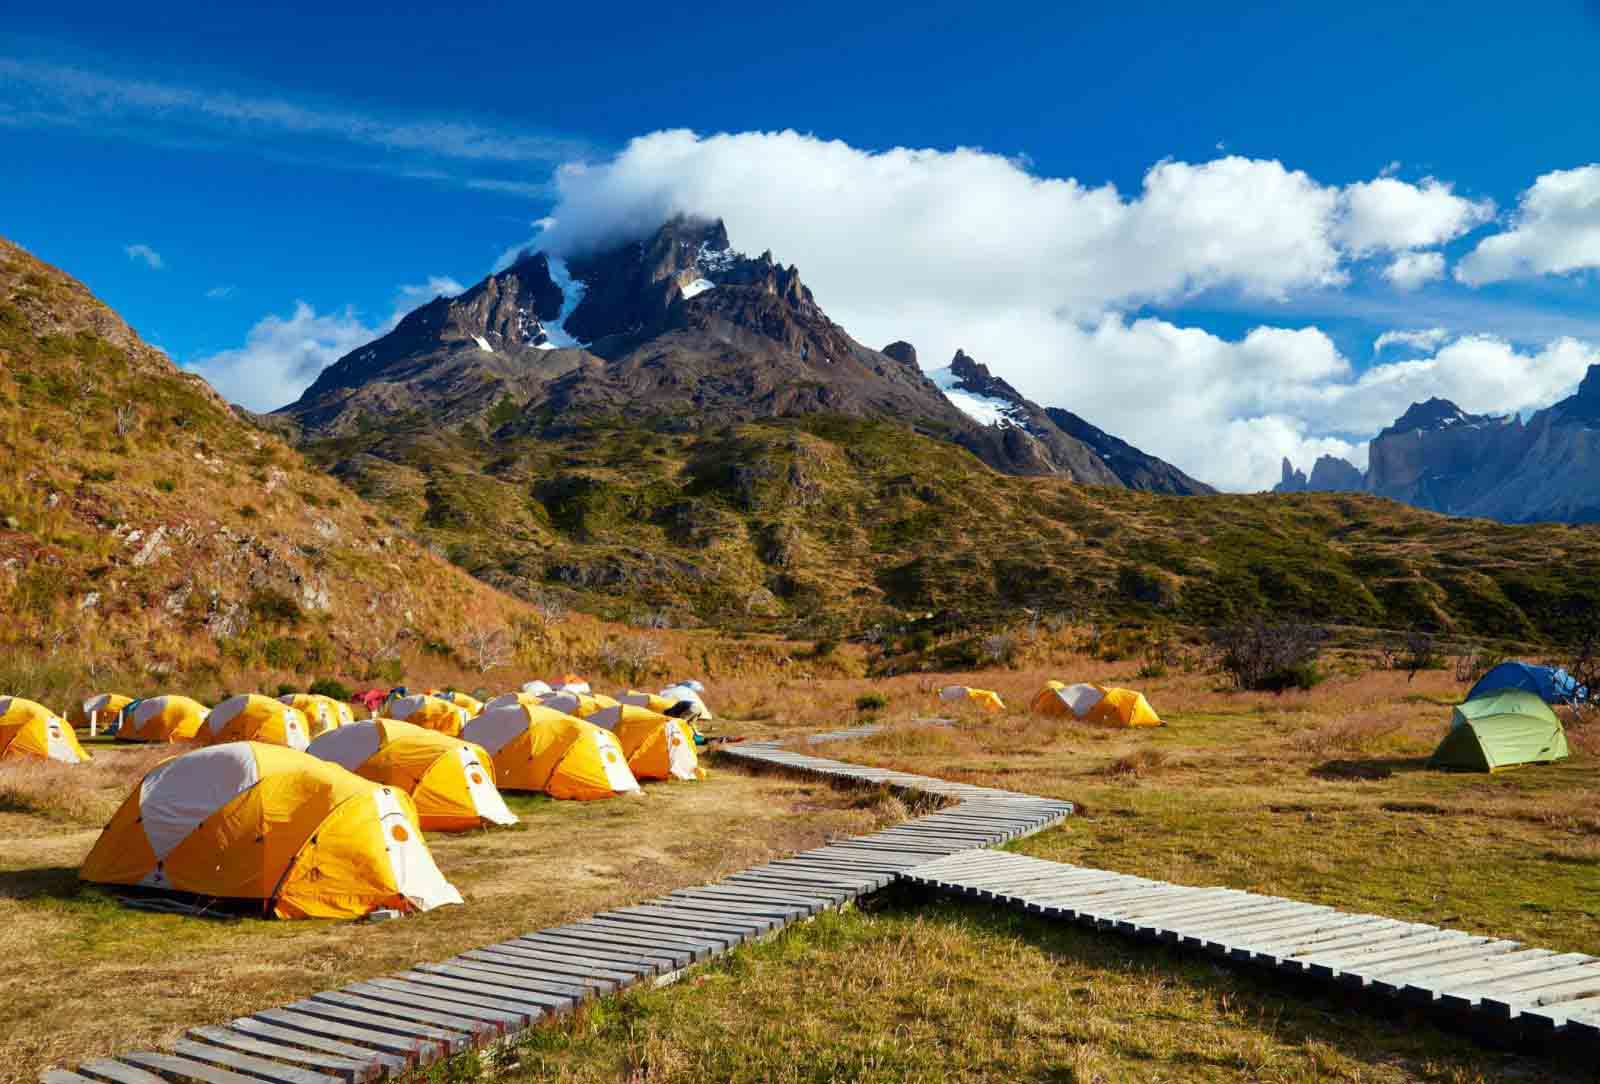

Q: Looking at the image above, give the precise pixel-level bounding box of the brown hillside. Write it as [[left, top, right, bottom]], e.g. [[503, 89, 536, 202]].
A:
[[0, 236, 531, 690]]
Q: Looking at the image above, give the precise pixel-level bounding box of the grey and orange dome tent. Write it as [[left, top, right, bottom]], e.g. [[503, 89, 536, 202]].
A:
[[589, 704, 702, 782], [0, 696, 89, 764], [308, 718, 517, 831], [462, 702, 640, 800], [81, 742, 462, 918], [118, 695, 209, 743], [200, 694, 310, 750]]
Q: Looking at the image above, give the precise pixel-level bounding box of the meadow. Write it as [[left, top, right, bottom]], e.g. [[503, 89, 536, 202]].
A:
[[3, 633, 1595, 1083]]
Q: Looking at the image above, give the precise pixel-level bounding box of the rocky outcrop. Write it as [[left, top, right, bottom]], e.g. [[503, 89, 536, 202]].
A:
[[1274, 454, 1362, 494], [1276, 374, 1600, 522], [1046, 407, 1215, 495]]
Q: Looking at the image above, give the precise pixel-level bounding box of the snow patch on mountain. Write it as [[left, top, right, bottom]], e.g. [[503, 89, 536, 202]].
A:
[[541, 256, 588, 349], [681, 277, 716, 299], [929, 365, 1021, 427], [474, 335, 494, 354]]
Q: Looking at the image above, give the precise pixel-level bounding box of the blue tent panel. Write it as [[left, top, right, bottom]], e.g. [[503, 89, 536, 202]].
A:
[[1465, 662, 1583, 705]]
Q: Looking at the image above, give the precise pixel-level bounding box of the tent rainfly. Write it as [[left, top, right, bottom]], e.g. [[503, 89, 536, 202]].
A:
[[0, 696, 89, 764], [1031, 681, 1162, 726], [202, 694, 310, 751], [938, 685, 1005, 713], [1465, 661, 1585, 705], [462, 702, 641, 800], [1429, 690, 1570, 772], [69, 693, 132, 732], [279, 692, 354, 737], [80, 742, 462, 918], [307, 718, 517, 831], [118, 695, 209, 743], [588, 704, 702, 781], [385, 693, 472, 737]]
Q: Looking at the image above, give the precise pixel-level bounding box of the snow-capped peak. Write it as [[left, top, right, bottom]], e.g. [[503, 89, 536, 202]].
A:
[[929, 365, 1024, 428], [474, 335, 494, 354], [681, 277, 716, 299]]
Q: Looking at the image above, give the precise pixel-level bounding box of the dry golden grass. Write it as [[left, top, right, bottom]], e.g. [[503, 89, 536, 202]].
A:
[[800, 653, 1598, 959], [0, 746, 899, 1084]]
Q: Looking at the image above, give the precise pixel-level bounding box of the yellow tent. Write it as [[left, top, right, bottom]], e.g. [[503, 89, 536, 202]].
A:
[[279, 693, 353, 737], [307, 718, 517, 832], [938, 685, 1006, 713], [427, 690, 485, 718], [483, 691, 544, 713], [620, 690, 678, 714], [201, 694, 310, 751], [118, 695, 209, 743], [385, 693, 471, 737], [659, 682, 714, 721], [539, 690, 618, 718], [1032, 681, 1161, 726], [80, 742, 461, 919], [68, 693, 132, 731], [0, 697, 89, 764], [589, 704, 702, 782], [461, 702, 640, 801]]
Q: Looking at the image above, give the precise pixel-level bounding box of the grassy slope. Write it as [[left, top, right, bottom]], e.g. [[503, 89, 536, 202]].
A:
[[303, 413, 1600, 642], [0, 237, 532, 693]]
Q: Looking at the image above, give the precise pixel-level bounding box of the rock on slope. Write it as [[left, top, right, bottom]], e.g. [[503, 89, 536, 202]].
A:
[[0, 235, 527, 678]]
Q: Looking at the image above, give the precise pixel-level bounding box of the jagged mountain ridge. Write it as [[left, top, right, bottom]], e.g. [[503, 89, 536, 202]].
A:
[[279, 216, 1210, 491], [1275, 377, 1600, 523]]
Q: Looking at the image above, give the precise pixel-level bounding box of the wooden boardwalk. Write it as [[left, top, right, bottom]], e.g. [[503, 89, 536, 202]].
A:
[[903, 849, 1600, 1044], [47, 735, 1070, 1083]]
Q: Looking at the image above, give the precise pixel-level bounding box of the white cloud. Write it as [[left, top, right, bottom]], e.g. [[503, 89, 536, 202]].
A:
[[190, 275, 466, 411], [124, 243, 162, 269], [536, 130, 1349, 318], [1373, 328, 1449, 355], [1383, 251, 1445, 290], [393, 276, 465, 312], [1456, 164, 1600, 284], [189, 302, 376, 412], [521, 130, 1599, 491], [1335, 177, 1493, 254]]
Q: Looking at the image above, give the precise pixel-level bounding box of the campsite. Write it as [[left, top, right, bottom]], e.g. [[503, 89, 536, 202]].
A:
[[2, 627, 1596, 1084]]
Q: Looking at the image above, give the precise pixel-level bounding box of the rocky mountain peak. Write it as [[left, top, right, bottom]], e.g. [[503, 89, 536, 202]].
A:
[[1278, 458, 1309, 492], [881, 341, 919, 369], [1380, 397, 1489, 437], [1553, 363, 1600, 426]]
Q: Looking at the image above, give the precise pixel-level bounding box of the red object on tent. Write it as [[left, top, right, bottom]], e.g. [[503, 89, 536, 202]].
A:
[[353, 688, 388, 713]]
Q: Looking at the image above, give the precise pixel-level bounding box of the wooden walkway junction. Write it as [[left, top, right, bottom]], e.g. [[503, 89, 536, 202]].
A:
[[45, 737, 1070, 1083], [44, 728, 1596, 1081]]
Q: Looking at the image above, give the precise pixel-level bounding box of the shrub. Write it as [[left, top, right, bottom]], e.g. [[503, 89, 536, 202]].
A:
[[595, 634, 663, 686], [309, 677, 353, 701], [855, 692, 889, 712], [153, 478, 176, 493], [981, 632, 1020, 668], [238, 504, 260, 519], [1209, 618, 1326, 692], [811, 639, 839, 658], [275, 682, 297, 697]]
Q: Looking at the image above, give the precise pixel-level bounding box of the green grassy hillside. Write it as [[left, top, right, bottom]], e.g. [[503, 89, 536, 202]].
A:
[[299, 409, 1600, 643]]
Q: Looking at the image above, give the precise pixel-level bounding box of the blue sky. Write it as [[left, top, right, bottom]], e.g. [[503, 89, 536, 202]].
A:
[[4, 2, 1600, 488]]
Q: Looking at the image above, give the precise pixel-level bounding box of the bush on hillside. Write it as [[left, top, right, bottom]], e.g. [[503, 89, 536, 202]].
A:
[[855, 692, 888, 713], [309, 677, 353, 701], [1209, 618, 1326, 692]]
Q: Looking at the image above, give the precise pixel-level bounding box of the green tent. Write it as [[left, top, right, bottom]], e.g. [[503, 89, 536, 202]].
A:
[[1428, 689, 1570, 772]]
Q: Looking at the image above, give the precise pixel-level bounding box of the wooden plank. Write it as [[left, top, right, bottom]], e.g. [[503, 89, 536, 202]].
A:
[[1483, 973, 1600, 1019], [394, 969, 558, 1013], [659, 891, 810, 921], [613, 904, 778, 936], [1437, 960, 1600, 1012], [1374, 948, 1551, 997], [170, 1039, 347, 1084], [301, 991, 488, 1047], [586, 913, 745, 947], [1341, 938, 1516, 986], [478, 940, 639, 981], [342, 980, 526, 1032], [186, 1025, 377, 1083], [73, 1061, 169, 1084], [1410, 952, 1594, 1005], [250, 1008, 439, 1066], [464, 946, 629, 989], [42, 1072, 102, 1084], [453, 951, 602, 996], [117, 1052, 270, 1084], [416, 960, 584, 1008], [224, 1018, 404, 1077], [278, 999, 468, 1057], [516, 932, 682, 973], [531, 927, 696, 970], [670, 883, 829, 910]]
